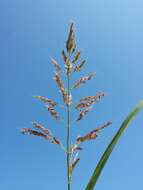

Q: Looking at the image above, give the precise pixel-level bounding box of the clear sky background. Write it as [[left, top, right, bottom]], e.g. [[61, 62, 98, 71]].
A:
[[0, 0, 143, 190]]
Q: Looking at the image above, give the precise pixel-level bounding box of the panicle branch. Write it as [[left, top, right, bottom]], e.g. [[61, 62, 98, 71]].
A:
[[76, 121, 112, 144], [73, 73, 96, 89], [34, 95, 57, 107], [21, 122, 63, 148]]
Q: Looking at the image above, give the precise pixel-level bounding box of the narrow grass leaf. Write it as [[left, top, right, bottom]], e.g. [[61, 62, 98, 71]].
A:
[[85, 100, 143, 190]]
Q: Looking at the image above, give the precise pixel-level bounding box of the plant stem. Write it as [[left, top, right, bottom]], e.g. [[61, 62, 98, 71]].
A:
[[67, 75, 71, 190]]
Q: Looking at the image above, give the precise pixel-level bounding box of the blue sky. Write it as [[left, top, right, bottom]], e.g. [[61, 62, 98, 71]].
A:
[[0, 0, 143, 189]]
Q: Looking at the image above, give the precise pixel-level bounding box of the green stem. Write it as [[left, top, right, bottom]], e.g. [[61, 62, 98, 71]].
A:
[[67, 75, 71, 190]]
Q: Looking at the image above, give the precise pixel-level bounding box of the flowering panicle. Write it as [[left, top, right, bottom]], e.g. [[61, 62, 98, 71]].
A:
[[21, 23, 112, 184]]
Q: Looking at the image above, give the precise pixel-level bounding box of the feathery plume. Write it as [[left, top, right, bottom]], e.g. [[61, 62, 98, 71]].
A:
[[73, 73, 96, 89]]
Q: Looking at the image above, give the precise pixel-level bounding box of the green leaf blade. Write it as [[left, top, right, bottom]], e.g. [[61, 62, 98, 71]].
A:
[[85, 100, 143, 190]]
